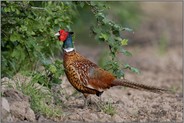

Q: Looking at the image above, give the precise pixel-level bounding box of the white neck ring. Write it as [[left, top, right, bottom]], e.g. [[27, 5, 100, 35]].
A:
[[64, 48, 74, 52]]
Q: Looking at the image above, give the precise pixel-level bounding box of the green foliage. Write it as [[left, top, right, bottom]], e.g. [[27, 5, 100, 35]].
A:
[[1, 1, 75, 77], [124, 64, 140, 74], [100, 101, 116, 116], [158, 33, 169, 55], [85, 1, 139, 78], [2, 1, 140, 81], [30, 59, 65, 89]]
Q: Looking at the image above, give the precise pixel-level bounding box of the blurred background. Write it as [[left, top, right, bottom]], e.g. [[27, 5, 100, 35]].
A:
[[73, 2, 182, 52]]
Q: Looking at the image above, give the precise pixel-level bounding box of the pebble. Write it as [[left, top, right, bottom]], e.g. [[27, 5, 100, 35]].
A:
[[2, 97, 10, 112], [112, 114, 123, 122]]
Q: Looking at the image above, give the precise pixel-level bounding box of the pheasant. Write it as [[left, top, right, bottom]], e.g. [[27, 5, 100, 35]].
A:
[[55, 29, 167, 106]]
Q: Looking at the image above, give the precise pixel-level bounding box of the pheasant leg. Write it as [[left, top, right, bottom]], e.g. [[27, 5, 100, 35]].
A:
[[83, 93, 90, 108]]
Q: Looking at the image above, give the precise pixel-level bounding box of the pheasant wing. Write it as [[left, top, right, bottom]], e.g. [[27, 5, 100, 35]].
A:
[[72, 59, 115, 91]]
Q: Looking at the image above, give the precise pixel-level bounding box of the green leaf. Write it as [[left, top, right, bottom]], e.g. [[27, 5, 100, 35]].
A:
[[122, 27, 133, 32], [102, 18, 109, 24], [96, 12, 105, 19], [124, 64, 140, 74], [115, 37, 122, 41], [114, 69, 124, 78], [113, 24, 121, 31], [10, 6, 15, 12], [92, 26, 101, 34], [121, 39, 128, 46], [11, 49, 19, 58], [130, 67, 140, 74], [99, 33, 109, 41], [124, 64, 131, 69], [120, 49, 132, 56], [4, 7, 11, 12], [10, 32, 21, 42], [90, 1, 96, 6], [49, 65, 57, 74], [20, 25, 27, 32], [79, 2, 85, 8], [16, 9, 20, 14], [10, 35, 17, 42]]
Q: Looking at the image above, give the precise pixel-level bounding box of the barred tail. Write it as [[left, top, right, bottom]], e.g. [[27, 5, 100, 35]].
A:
[[112, 79, 168, 94]]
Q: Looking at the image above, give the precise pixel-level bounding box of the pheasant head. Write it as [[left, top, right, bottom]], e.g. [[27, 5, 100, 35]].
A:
[[55, 29, 74, 52]]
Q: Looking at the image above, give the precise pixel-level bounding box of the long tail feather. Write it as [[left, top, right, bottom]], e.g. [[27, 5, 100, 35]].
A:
[[112, 79, 168, 94]]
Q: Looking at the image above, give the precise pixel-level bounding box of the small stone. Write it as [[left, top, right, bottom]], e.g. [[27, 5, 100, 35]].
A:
[[3, 89, 35, 122], [68, 114, 81, 120], [1, 77, 10, 82], [1, 77, 16, 92], [90, 113, 98, 120], [127, 92, 132, 96], [82, 113, 98, 122], [98, 112, 111, 122], [112, 114, 123, 122], [4, 89, 29, 102], [10, 101, 35, 121], [2, 97, 10, 112], [162, 103, 171, 112], [2, 97, 12, 122], [25, 107, 36, 121], [38, 115, 48, 122]]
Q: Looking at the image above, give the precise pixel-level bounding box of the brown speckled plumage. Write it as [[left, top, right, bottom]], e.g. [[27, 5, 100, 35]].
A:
[[63, 50, 114, 97], [63, 50, 167, 98]]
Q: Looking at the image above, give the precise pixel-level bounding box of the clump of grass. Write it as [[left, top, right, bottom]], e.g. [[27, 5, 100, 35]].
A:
[[158, 33, 169, 55], [169, 86, 179, 94], [100, 102, 116, 116], [17, 80, 62, 118]]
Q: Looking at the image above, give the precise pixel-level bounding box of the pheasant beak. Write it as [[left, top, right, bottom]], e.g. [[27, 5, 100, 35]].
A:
[[54, 32, 60, 36]]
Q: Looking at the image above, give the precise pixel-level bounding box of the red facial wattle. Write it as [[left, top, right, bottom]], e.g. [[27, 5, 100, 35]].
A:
[[59, 30, 69, 41]]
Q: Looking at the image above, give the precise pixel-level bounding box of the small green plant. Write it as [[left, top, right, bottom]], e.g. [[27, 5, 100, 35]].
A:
[[30, 59, 65, 89], [18, 79, 62, 118], [101, 102, 116, 116], [158, 33, 169, 55], [169, 86, 178, 94]]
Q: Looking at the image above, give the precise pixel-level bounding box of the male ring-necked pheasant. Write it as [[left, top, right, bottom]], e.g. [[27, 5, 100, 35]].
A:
[[55, 29, 167, 106]]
